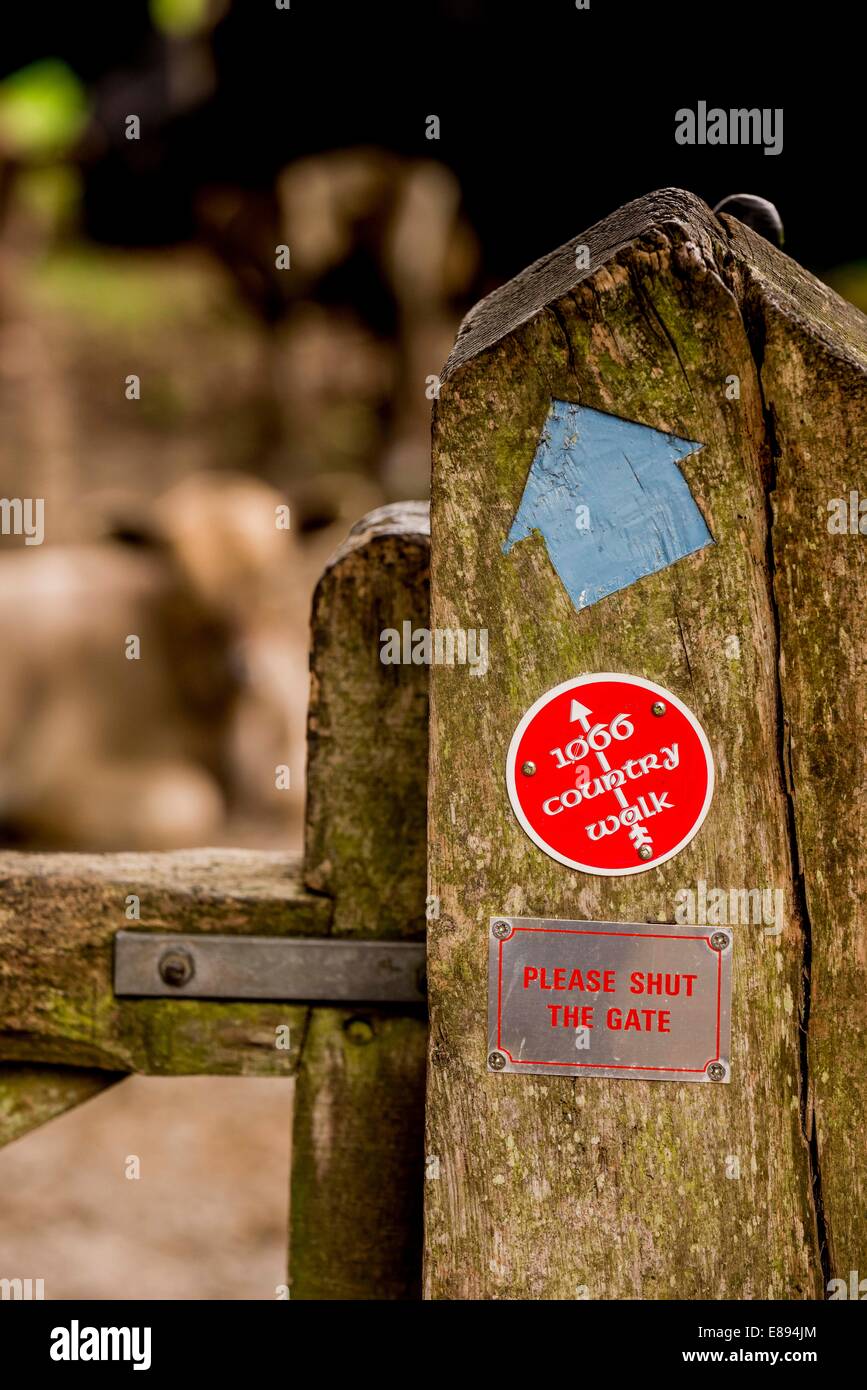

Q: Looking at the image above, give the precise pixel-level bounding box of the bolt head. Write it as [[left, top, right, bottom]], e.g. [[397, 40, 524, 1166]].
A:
[[637, 845, 653, 861], [706, 1061, 727, 1082], [491, 920, 513, 940], [345, 1017, 374, 1045], [651, 701, 666, 717], [159, 947, 194, 988], [710, 931, 730, 951], [488, 1051, 507, 1071], [521, 761, 537, 776]]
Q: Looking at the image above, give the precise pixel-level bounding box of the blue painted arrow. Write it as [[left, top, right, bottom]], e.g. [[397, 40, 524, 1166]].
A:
[[503, 401, 713, 611]]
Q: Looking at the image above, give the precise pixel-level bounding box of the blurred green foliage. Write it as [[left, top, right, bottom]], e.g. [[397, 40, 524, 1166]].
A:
[[824, 264, 867, 315], [31, 247, 234, 328], [0, 60, 88, 159], [150, 0, 212, 37]]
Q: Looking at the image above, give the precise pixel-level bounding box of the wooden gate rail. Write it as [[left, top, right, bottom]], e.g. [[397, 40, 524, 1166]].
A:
[[0, 849, 328, 1077], [0, 500, 430, 1301]]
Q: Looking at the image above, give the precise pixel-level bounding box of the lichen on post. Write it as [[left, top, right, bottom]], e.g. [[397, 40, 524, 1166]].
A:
[[290, 502, 430, 1299], [427, 189, 866, 1300]]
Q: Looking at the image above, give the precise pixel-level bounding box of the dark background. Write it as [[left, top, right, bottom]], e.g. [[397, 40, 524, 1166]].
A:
[[2, 0, 859, 279]]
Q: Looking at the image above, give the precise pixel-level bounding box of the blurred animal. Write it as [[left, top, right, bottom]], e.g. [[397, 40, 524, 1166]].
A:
[[0, 468, 381, 850]]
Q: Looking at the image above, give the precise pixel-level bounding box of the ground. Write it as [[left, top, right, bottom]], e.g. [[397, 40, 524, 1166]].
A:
[[0, 1075, 293, 1300]]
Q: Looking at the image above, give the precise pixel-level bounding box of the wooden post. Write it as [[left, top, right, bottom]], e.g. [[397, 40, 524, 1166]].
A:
[[426, 189, 867, 1298], [289, 502, 429, 1299], [722, 218, 867, 1285]]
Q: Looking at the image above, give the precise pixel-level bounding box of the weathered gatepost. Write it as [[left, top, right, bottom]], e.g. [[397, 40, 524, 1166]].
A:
[[291, 502, 431, 1299], [426, 188, 867, 1299]]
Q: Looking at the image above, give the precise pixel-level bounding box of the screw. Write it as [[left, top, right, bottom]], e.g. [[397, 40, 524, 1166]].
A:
[[651, 701, 666, 717], [488, 1051, 507, 1071], [491, 920, 513, 940], [159, 947, 194, 988], [637, 845, 653, 861], [710, 931, 730, 951], [521, 761, 536, 776], [345, 1017, 374, 1045], [706, 1061, 727, 1082]]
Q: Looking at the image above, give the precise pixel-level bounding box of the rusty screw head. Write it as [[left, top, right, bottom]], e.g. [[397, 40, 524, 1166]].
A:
[[488, 1051, 507, 1071], [345, 1017, 374, 1045], [491, 920, 513, 940], [159, 947, 194, 988], [710, 931, 730, 951], [651, 701, 666, 717], [706, 1061, 727, 1082], [521, 760, 537, 776], [637, 845, 653, 861]]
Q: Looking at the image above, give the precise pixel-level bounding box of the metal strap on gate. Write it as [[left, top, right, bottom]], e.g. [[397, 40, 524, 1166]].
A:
[[114, 931, 426, 1004]]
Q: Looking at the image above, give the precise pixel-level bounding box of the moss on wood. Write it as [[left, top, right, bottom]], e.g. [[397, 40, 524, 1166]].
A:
[[0, 849, 326, 1078], [0, 1063, 123, 1150], [426, 189, 866, 1299], [290, 503, 430, 1299], [723, 214, 867, 1283]]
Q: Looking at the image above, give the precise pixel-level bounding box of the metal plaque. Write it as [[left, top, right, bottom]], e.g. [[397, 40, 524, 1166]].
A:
[[488, 916, 731, 1083]]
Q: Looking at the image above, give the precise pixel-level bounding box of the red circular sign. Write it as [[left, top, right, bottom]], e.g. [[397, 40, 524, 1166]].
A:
[[506, 674, 714, 876]]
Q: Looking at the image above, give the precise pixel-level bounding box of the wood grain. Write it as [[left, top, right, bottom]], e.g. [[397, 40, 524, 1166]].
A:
[[0, 848, 325, 1078], [425, 188, 865, 1299], [723, 215, 867, 1285], [290, 502, 429, 1299]]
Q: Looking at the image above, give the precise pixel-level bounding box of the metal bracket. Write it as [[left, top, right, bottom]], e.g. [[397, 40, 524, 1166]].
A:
[[114, 932, 426, 1005]]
